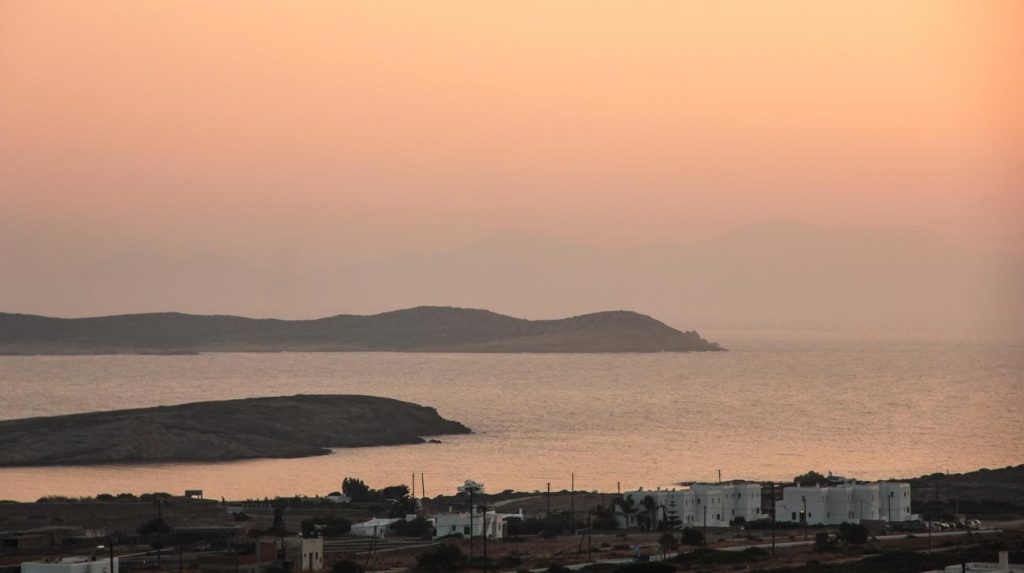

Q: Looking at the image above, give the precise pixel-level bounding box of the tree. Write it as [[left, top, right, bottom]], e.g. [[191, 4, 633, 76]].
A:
[[269, 504, 287, 536], [665, 499, 682, 530], [613, 496, 638, 530], [343, 478, 372, 501], [793, 471, 828, 487], [591, 505, 620, 531], [679, 527, 704, 547], [383, 485, 418, 517], [642, 496, 657, 531], [390, 516, 432, 538]]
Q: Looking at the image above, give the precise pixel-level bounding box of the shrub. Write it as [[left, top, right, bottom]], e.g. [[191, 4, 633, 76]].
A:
[[838, 522, 869, 544], [390, 516, 433, 538], [614, 562, 676, 573], [301, 516, 352, 537], [813, 532, 837, 552], [333, 560, 365, 573], [679, 527, 704, 547], [137, 517, 171, 537], [416, 544, 466, 572]]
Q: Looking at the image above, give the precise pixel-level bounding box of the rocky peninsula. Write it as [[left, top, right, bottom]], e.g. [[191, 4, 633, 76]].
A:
[[0, 395, 470, 467]]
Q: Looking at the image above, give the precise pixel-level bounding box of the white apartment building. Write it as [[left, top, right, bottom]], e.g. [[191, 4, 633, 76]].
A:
[[618, 483, 763, 529], [774, 481, 911, 525]]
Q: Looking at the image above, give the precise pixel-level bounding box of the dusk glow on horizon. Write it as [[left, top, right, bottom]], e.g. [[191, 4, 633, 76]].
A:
[[1, 1, 1021, 326]]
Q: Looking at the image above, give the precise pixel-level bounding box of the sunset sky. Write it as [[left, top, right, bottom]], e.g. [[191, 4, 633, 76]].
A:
[[1, 1, 1021, 326]]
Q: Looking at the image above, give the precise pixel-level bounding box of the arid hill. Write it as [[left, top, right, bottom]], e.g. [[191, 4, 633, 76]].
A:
[[0, 306, 723, 354], [0, 395, 470, 467]]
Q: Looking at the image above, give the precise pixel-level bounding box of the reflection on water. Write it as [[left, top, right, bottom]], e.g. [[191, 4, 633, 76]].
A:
[[1, 333, 1021, 501]]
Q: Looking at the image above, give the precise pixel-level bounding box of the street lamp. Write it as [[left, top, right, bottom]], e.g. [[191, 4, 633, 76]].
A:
[[96, 540, 115, 573], [801, 496, 808, 540], [888, 491, 894, 524]]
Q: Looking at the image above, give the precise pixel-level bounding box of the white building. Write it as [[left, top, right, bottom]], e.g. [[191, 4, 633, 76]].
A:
[[936, 551, 1021, 572], [618, 483, 763, 529], [774, 481, 911, 525], [324, 492, 350, 504], [350, 518, 402, 538], [22, 557, 119, 573], [279, 537, 323, 571], [433, 508, 522, 540]]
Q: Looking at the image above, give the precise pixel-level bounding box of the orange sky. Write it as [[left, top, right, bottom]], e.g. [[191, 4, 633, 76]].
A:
[[0, 1, 1021, 322]]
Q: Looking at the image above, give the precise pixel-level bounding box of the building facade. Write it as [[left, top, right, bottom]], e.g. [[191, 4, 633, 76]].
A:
[[618, 483, 764, 529], [774, 481, 911, 525], [432, 508, 522, 539]]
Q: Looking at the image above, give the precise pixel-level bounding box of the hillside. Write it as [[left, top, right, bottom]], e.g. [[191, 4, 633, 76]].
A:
[[0, 306, 723, 354], [907, 464, 1024, 516], [0, 395, 471, 467]]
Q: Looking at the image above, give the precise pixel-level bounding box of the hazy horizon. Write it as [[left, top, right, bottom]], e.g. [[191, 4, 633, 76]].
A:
[[2, 1, 1021, 333]]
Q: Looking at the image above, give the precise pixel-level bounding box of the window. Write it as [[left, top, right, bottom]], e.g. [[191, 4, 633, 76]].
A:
[[792, 512, 796, 521]]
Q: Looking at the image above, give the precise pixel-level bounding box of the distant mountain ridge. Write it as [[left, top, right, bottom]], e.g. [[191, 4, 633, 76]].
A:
[[0, 306, 723, 354]]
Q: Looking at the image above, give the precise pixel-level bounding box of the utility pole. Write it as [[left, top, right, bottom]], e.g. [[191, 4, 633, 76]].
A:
[[469, 490, 475, 564], [768, 482, 775, 556], [888, 492, 893, 524], [481, 505, 488, 573], [421, 473, 426, 500], [156, 500, 163, 569], [546, 483, 551, 519], [587, 512, 592, 561], [571, 473, 576, 530], [108, 537, 115, 573], [702, 506, 707, 546], [412, 472, 416, 498], [717, 469, 722, 484]]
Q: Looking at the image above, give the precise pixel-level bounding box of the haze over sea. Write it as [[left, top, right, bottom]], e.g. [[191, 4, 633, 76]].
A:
[[2, 332, 1021, 502]]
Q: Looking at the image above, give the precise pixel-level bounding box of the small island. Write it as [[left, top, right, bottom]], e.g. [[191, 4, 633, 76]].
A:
[[0, 306, 724, 354], [0, 395, 470, 467]]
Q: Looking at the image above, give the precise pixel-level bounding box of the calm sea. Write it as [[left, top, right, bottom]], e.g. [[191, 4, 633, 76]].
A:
[[1, 332, 1021, 502]]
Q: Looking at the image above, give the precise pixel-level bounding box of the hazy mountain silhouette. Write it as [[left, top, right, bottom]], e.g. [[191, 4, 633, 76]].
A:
[[2, 220, 1019, 332], [0, 306, 723, 354]]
